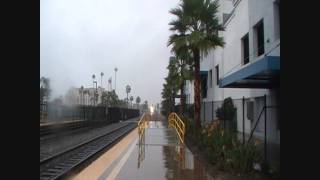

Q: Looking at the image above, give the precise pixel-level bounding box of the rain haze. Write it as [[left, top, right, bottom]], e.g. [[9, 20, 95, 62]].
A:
[[40, 0, 180, 105]]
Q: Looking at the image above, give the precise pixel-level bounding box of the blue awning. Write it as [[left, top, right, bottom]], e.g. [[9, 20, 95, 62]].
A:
[[219, 56, 280, 88]]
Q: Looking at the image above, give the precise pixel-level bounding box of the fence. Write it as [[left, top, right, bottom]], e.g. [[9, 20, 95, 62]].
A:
[[40, 102, 47, 122], [175, 94, 280, 164], [44, 103, 140, 124]]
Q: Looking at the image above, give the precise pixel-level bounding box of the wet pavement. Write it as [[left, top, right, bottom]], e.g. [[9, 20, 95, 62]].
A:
[[99, 116, 215, 180]]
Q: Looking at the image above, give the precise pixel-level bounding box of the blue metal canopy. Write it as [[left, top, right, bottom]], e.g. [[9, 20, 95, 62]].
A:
[[219, 56, 280, 88]]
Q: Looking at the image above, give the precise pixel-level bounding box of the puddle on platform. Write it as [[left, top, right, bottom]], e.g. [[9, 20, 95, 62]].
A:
[[113, 120, 215, 180], [115, 144, 216, 180], [109, 119, 256, 180]]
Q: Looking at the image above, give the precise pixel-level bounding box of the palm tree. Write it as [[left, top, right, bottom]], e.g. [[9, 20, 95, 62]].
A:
[[143, 100, 148, 112], [79, 86, 84, 105], [161, 57, 180, 115], [168, 0, 224, 128], [136, 96, 141, 109], [126, 85, 131, 106], [108, 77, 112, 91], [83, 89, 88, 105], [130, 96, 134, 108], [170, 54, 193, 116], [100, 72, 104, 88]]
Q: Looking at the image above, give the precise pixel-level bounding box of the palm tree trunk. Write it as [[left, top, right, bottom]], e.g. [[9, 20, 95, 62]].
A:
[[193, 48, 201, 128]]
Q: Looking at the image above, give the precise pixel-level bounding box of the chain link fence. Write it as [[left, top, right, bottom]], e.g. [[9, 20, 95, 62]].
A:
[[175, 94, 279, 165]]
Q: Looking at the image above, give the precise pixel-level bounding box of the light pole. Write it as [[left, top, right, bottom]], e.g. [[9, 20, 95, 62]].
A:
[[92, 74, 96, 106], [100, 72, 104, 88], [114, 67, 118, 92]]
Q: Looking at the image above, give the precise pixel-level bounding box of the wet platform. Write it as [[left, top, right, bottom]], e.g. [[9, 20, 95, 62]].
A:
[[71, 114, 215, 180], [103, 120, 214, 180]]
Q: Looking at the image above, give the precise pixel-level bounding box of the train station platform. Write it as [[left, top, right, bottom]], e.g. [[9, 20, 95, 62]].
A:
[[70, 113, 214, 180]]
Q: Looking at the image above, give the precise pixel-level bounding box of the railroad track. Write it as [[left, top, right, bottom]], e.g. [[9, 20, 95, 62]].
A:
[[40, 121, 106, 137], [40, 122, 137, 180]]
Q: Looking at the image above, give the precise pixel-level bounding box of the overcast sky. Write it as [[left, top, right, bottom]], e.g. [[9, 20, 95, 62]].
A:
[[40, 0, 179, 106]]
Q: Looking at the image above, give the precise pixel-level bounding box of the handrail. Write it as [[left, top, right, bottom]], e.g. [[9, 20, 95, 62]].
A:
[[168, 112, 185, 144], [138, 113, 150, 136]]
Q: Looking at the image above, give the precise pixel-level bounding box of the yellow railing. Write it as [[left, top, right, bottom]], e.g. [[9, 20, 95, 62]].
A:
[[138, 113, 150, 138], [168, 112, 185, 144]]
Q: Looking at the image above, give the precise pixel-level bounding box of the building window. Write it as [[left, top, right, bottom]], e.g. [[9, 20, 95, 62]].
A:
[[215, 65, 219, 85], [208, 69, 213, 88], [274, 0, 280, 40], [246, 101, 254, 121], [242, 33, 249, 65], [254, 19, 265, 56], [201, 75, 207, 98]]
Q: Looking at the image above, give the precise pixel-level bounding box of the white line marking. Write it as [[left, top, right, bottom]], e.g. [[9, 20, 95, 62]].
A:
[[105, 138, 138, 180]]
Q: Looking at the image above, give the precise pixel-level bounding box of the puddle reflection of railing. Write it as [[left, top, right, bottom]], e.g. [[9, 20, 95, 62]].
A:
[[138, 128, 145, 169], [175, 142, 186, 169], [137, 113, 150, 169]]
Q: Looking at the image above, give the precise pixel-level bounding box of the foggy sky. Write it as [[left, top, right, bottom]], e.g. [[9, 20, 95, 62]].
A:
[[40, 0, 179, 106]]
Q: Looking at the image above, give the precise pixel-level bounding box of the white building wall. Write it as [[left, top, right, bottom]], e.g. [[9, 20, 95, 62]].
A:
[[185, 0, 280, 145], [222, 0, 267, 101], [199, 0, 280, 102]]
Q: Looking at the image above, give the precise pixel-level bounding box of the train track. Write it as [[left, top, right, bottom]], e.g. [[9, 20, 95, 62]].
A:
[[40, 121, 112, 137], [40, 122, 137, 180]]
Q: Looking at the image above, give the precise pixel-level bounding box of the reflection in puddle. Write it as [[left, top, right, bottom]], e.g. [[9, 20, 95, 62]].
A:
[[116, 119, 215, 180], [162, 145, 214, 180], [137, 124, 145, 169], [140, 120, 213, 179]]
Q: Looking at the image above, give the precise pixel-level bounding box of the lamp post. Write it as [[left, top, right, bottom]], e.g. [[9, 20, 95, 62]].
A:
[[92, 74, 96, 106], [100, 72, 104, 88], [114, 67, 118, 92]]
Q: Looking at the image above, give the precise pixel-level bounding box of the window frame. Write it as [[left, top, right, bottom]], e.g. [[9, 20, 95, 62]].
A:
[[241, 33, 249, 65], [215, 65, 219, 86], [208, 69, 213, 88], [254, 19, 265, 57]]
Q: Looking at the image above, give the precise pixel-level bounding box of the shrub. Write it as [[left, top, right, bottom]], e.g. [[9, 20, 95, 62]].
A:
[[183, 109, 265, 174], [216, 97, 237, 121], [225, 142, 263, 172], [185, 118, 262, 173]]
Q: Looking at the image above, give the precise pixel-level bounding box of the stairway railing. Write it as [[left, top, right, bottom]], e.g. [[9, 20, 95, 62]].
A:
[[168, 112, 185, 144]]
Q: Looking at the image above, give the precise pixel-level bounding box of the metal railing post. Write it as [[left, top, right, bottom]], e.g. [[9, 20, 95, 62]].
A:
[[243, 96, 245, 144], [212, 101, 214, 121], [204, 101, 206, 123], [264, 94, 267, 162]]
